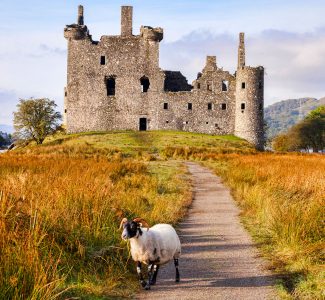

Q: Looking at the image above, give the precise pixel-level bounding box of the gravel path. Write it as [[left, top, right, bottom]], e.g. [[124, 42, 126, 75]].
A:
[[136, 162, 278, 300]]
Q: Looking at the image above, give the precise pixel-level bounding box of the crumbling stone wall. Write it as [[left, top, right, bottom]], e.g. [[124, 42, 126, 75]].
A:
[[64, 6, 264, 148]]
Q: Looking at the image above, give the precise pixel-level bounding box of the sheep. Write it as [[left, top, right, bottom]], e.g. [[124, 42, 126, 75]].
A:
[[119, 217, 181, 290]]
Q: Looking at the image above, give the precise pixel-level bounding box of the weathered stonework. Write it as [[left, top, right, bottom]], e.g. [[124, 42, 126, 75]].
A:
[[64, 5, 265, 149]]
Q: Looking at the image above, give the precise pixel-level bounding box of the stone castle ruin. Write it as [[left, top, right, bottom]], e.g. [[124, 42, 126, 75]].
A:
[[64, 5, 265, 149]]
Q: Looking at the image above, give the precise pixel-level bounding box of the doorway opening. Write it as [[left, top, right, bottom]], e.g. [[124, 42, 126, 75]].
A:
[[139, 118, 147, 131]]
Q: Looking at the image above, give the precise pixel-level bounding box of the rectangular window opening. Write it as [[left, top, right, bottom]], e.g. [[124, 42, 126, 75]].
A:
[[207, 83, 212, 91], [241, 103, 246, 110], [208, 103, 212, 110], [241, 82, 246, 89], [206, 122, 209, 124], [141, 76, 150, 93], [106, 77, 116, 96], [188, 103, 192, 110], [221, 103, 227, 110], [197, 83, 201, 89], [100, 56, 106, 65], [222, 80, 229, 92], [163, 103, 168, 110]]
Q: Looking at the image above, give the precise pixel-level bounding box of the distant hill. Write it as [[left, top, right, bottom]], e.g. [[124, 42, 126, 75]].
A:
[[264, 97, 325, 139]]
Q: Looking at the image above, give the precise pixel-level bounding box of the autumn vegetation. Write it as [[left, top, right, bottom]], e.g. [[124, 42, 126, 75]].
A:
[[0, 130, 324, 299], [272, 106, 325, 152], [0, 143, 191, 299]]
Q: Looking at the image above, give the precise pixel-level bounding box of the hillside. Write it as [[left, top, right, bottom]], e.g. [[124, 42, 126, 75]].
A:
[[265, 97, 325, 139]]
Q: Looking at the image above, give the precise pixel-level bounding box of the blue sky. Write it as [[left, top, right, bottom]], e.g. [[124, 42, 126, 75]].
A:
[[1, 0, 325, 131]]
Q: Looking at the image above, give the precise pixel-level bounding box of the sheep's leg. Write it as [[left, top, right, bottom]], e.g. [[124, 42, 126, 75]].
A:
[[136, 262, 147, 288], [150, 264, 159, 285], [174, 258, 180, 282], [145, 263, 154, 290]]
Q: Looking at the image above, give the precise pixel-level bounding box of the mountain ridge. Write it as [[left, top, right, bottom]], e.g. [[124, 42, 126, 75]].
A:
[[264, 97, 325, 139]]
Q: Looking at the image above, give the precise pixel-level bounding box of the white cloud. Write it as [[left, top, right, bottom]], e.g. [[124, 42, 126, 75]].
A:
[[160, 28, 325, 106]]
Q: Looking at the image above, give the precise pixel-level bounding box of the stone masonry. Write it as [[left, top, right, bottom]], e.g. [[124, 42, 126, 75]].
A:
[[64, 5, 265, 149]]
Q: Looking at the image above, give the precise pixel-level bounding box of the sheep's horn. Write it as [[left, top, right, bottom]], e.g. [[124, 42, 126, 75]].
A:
[[119, 218, 128, 230], [133, 217, 150, 229]]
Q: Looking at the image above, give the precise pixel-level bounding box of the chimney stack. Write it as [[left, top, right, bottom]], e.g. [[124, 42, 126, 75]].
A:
[[121, 6, 133, 36], [203, 56, 217, 72], [77, 5, 84, 25], [238, 32, 245, 68]]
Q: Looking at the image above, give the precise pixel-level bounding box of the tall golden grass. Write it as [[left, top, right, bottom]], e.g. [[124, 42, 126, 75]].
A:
[[169, 149, 324, 299], [210, 154, 325, 299], [0, 145, 191, 299], [2, 131, 324, 299]]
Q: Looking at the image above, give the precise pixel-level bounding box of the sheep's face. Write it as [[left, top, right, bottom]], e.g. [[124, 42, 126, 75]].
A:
[[121, 220, 139, 240]]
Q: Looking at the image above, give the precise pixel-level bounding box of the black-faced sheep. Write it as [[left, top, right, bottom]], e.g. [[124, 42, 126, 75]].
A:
[[119, 217, 181, 290]]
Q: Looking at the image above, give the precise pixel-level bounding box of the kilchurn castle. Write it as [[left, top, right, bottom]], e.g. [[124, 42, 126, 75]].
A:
[[64, 5, 265, 149]]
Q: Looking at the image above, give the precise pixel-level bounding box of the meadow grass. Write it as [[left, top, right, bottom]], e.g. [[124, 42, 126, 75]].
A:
[[2, 131, 324, 299], [165, 145, 324, 299], [0, 144, 191, 299]]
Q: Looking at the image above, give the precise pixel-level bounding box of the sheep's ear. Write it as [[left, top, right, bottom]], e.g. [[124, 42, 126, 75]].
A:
[[119, 218, 128, 230], [133, 218, 150, 230]]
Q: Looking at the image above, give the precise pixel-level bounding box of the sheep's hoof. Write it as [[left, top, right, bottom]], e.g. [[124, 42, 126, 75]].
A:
[[144, 284, 151, 290], [175, 278, 180, 283], [140, 281, 147, 288]]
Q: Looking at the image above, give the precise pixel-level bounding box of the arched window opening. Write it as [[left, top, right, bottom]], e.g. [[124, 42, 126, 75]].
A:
[[140, 76, 150, 93], [106, 77, 116, 96]]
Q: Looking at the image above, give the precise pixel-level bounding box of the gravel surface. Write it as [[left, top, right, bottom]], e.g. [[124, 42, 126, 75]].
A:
[[136, 162, 278, 300]]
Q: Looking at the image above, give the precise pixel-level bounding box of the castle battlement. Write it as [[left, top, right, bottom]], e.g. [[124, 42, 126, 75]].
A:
[[64, 5, 264, 149]]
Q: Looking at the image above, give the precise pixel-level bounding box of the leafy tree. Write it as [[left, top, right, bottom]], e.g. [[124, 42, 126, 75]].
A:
[[13, 98, 62, 145], [300, 106, 325, 152], [272, 106, 325, 152], [272, 134, 290, 152]]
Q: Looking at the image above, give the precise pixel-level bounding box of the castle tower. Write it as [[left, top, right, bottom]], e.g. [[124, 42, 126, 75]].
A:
[[235, 33, 264, 149], [64, 5, 88, 41]]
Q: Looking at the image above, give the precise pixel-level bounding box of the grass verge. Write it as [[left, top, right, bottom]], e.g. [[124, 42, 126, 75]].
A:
[[0, 144, 191, 299], [166, 147, 324, 299]]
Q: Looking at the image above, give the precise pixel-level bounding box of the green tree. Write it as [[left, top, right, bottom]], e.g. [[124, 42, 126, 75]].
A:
[[299, 105, 325, 152], [272, 106, 325, 152], [13, 98, 62, 145]]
